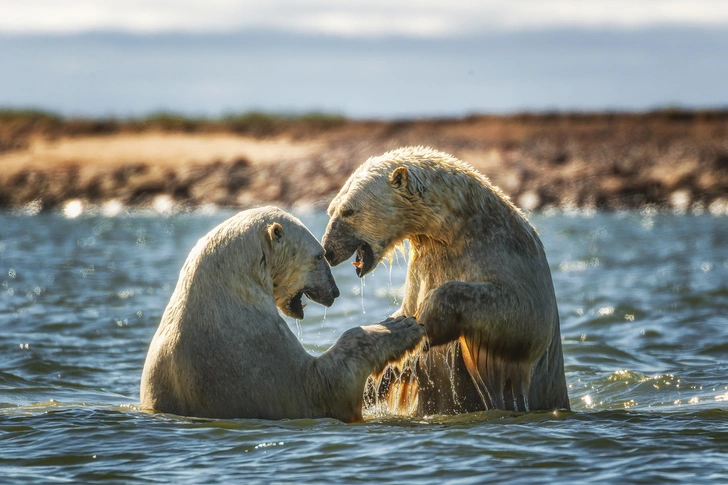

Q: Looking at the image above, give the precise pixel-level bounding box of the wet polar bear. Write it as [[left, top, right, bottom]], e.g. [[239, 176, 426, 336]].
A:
[[140, 206, 425, 422], [322, 147, 570, 414]]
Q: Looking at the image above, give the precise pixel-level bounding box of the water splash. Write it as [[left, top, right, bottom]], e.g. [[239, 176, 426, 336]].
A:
[[364, 356, 421, 419], [363, 338, 429, 418], [101, 199, 124, 217], [444, 341, 464, 410], [387, 263, 397, 305], [152, 195, 177, 215], [295, 319, 302, 342], [360, 276, 366, 314], [63, 199, 85, 219]]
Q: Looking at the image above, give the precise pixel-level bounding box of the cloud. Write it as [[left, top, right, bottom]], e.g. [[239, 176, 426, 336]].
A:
[[2, 0, 728, 36]]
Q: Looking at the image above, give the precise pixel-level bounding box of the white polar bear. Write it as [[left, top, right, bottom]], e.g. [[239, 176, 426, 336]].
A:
[[322, 147, 570, 415], [140, 206, 425, 422]]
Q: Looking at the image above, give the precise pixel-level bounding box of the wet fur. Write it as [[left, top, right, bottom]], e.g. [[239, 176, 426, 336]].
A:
[[140, 206, 425, 421], [323, 147, 570, 414]]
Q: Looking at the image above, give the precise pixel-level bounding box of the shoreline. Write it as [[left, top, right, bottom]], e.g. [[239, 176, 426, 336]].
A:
[[2, 110, 727, 214]]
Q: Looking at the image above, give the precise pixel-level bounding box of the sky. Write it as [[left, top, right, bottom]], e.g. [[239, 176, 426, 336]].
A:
[[1, 1, 727, 118], [3, 1, 728, 36]]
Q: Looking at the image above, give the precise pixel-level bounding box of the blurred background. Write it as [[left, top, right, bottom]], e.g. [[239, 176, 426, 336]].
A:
[[2, 0, 728, 117], [0, 0, 727, 213]]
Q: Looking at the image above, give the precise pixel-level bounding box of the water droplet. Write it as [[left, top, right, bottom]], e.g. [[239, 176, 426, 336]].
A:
[[709, 198, 728, 216], [80, 266, 95, 278], [597, 306, 614, 316], [23, 199, 42, 216]]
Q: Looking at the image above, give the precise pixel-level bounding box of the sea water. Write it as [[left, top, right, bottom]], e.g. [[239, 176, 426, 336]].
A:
[[1, 209, 727, 484]]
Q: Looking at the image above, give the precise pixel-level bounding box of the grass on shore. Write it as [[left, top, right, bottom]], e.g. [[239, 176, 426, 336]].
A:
[[0, 109, 349, 142], [3, 107, 728, 139]]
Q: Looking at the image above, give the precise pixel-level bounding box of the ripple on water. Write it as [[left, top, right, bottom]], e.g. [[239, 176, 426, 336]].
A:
[[1, 212, 728, 483]]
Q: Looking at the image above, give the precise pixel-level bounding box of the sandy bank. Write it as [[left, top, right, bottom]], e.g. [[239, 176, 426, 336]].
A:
[[1, 111, 727, 213]]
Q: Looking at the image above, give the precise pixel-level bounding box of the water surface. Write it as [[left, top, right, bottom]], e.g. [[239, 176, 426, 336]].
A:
[[1, 209, 727, 483]]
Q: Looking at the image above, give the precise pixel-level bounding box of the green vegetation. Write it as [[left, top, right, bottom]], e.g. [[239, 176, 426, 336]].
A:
[[2, 107, 728, 141], [0, 109, 348, 138]]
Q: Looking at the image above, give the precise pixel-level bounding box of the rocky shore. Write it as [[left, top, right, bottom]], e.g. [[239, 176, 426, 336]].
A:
[[1, 110, 727, 214]]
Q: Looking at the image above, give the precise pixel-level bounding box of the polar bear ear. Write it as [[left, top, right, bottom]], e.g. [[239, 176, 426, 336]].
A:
[[389, 166, 409, 190], [390, 166, 423, 197], [261, 223, 283, 269], [267, 222, 284, 242]]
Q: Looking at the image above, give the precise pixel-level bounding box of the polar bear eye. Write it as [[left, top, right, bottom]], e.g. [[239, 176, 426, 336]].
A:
[[341, 208, 355, 218], [316, 253, 324, 262]]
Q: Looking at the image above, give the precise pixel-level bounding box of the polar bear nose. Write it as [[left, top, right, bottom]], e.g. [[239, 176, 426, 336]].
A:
[[332, 285, 340, 299]]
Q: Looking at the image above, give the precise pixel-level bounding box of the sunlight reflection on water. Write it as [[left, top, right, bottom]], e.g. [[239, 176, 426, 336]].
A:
[[0, 210, 727, 483]]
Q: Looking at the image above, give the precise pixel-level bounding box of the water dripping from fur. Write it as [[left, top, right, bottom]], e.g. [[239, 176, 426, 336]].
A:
[[315, 308, 326, 348], [362, 339, 428, 418], [444, 341, 464, 410]]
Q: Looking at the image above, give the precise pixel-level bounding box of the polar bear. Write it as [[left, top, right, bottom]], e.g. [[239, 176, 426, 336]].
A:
[[322, 147, 570, 414], [140, 206, 425, 422]]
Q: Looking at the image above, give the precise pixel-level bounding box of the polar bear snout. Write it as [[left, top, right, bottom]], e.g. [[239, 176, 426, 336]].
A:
[[303, 259, 340, 308], [323, 234, 376, 278], [323, 238, 359, 267], [321, 218, 361, 267], [304, 285, 338, 308]]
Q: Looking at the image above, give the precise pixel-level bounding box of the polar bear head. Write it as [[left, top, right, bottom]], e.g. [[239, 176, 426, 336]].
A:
[[262, 209, 340, 319], [321, 146, 504, 277], [189, 206, 339, 319], [321, 148, 438, 277]]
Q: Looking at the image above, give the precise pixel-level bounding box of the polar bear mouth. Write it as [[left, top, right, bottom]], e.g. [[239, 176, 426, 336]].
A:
[[288, 290, 307, 320], [352, 243, 376, 278]]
